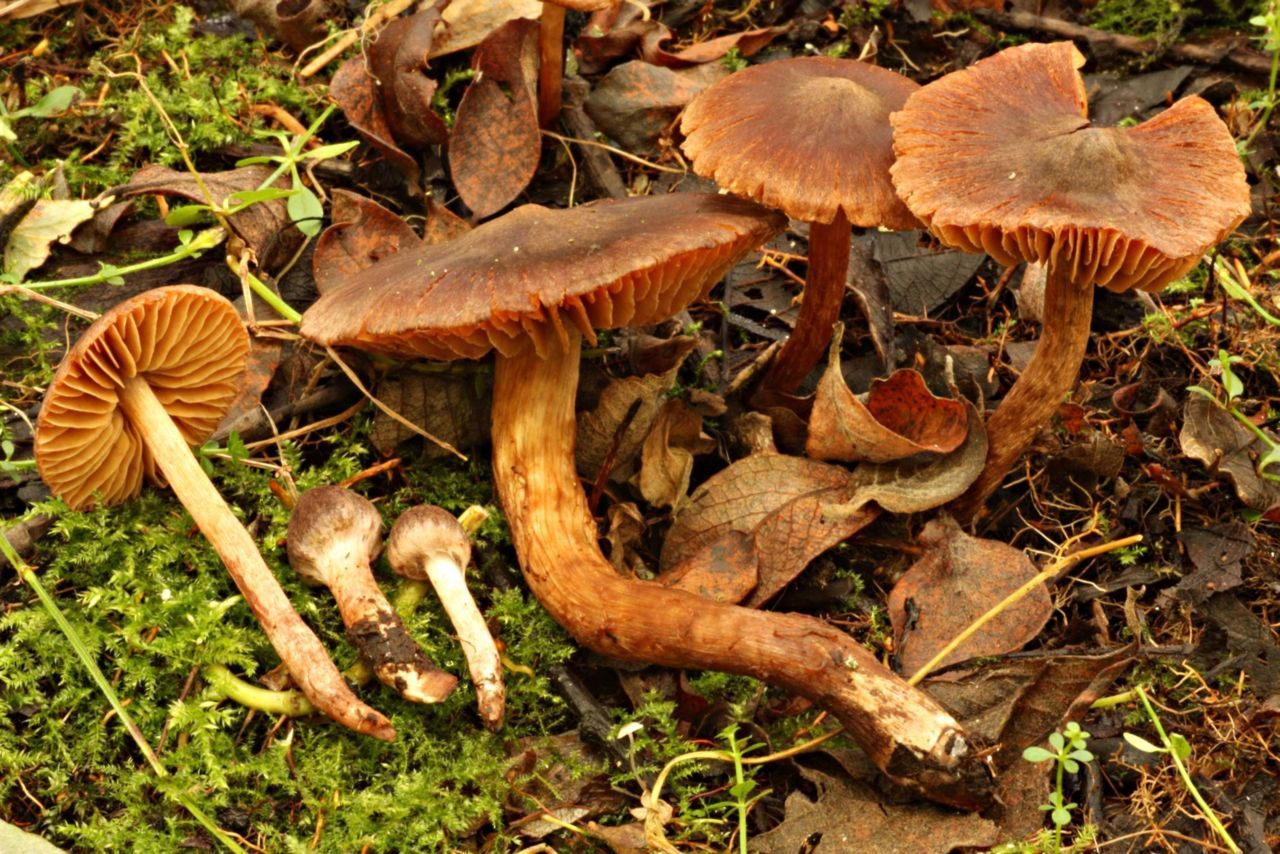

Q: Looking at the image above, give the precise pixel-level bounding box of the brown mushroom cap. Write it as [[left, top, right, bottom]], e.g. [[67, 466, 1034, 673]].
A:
[[890, 41, 1251, 292], [680, 56, 920, 229], [386, 505, 472, 581], [287, 486, 384, 587], [35, 286, 248, 509], [300, 193, 785, 361]]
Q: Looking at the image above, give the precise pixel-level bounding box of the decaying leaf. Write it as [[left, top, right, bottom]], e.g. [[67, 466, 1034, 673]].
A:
[[423, 195, 472, 244], [807, 326, 968, 463], [371, 372, 491, 458], [576, 337, 697, 483], [584, 61, 726, 153], [887, 516, 1053, 675], [313, 190, 422, 294], [926, 645, 1135, 768], [1179, 394, 1280, 511], [3, 197, 97, 281], [837, 401, 987, 514], [605, 501, 646, 573], [450, 19, 541, 219], [642, 23, 789, 68], [433, 0, 543, 58], [214, 335, 284, 439], [657, 530, 758, 603], [1175, 522, 1253, 604], [330, 57, 421, 181], [368, 6, 449, 148], [637, 399, 713, 509], [751, 762, 998, 853], [117, 164, 300, 271], [227, 0, 333, 52]]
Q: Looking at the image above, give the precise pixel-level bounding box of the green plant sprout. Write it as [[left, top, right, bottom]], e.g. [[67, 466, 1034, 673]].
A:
[[0, 85, 82, 164], [3, 226, 224, 288], [0, 528, 244, 853], [226, 104, 357, 238], [1123, 686, 1241, 853], [1022, 722, 1095, 852], [1242, 1, 1279, 156]]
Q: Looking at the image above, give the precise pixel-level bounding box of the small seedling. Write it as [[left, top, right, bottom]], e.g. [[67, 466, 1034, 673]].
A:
[[0, 85, 82, 163], [1123, 686, 1241, 854], [1022, 721, 1095, 852]]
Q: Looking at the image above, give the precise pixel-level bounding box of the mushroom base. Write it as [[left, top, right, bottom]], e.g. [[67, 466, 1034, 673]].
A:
[[491, 333, 994, 809], [949, 265, 1095, 521]]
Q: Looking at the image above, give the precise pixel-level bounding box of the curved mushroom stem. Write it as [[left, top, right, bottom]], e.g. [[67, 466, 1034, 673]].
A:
[[760, 211, 852, 395], [491, 333, 994, 809], [327, 574, 459, 705], [948, 265, 1094, 523], [538, 3, 567, 128], [117, 377, 396, 741], [421, 552, 506, 730]]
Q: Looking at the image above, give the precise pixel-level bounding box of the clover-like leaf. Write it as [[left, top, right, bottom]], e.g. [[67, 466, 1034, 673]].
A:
[[1123, 732, 1165, 754], [1022, 745, 1055, 764]]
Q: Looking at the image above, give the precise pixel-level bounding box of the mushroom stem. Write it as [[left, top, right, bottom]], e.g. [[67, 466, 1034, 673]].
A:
[[949, 264, 1095, 522], [117, 376, 395, 741], [491, 333, 993, 809], [422, 553, 505, 730], [327, 573, 459, 705], [761, 211, 853, 394], [537, 3, 567, 127]]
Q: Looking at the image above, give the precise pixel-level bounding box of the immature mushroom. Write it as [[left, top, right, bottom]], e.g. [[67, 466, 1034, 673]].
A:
[[287, 486, 458, 704], [301, 193, 994, 808], [680, 56, 920, 394], [387, 505, 504, 730], [890, 41, 1251, 520], [34, 286, 395, 740], [537, 0, 612, 127]]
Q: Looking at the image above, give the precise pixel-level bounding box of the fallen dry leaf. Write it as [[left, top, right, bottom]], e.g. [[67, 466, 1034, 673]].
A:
[[807, 327, 968, 463], [330, 57, 421, 181], [117, 164, 300, 271], [1174, 522, 1253, 604], [423, 195, 472, 244], [751, 762, 998, 853], [312, 190, 422, 294], [637, 399, 713, 509], [584, 61, 726, 153], [642, 23, 789, 68], [887, 516, 1053, 675], [227, 0, 332, 52], [657, 530, 758, 604], [368, 6, 449, 148], [3, 197, 97, 281], [576, 337, 697, 484], [450, 18, 541, 219], [370, 372, 491, 458], [214, 334, 284, 439], [1179, 394, 1280, 511], [432, 0, 542, 58]]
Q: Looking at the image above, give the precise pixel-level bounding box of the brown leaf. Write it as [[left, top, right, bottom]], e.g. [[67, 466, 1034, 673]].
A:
[[450, 19, 541, 219], [639, 22, 788, 69], [368, 7, 450, 148], [660, 453, 879, 606], [807, 327, 968, 463], [117, 164, 300, 271], [637, 399, 713, 509], [751, 763, 998, 853], [887, 516, 1053, 676], [370, 372, 491, 458], [433, 0, 543, 58], [576, 337, 697, 484], [423, 195, 472, 244], [926, 645, 1135, 769], [1179, 394, 1280, 511], [834, 400, 987, 514], [605, 501, 646, 573], [1174, 522, 1253, 604], [330, 57, 421, 181], [214, 334, 284, 439], [657, 530, 758, 604], [227, 0, 334, 52], [312, 190, 422, 294], [584, 61, 726, 153]]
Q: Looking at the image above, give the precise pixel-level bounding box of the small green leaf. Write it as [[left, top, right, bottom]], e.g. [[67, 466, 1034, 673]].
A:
[[302, 141, 359, 161], [1123, 733, 1164, 754], [226, 187, 295, 208], [1169, 733, 1192, 761], [728, 779, 757, 800], [1069, 749, 1095, 763], [226, 432, 247, 463], [1062, 758, 1079, 774], [164, 205, 212, 227], [26, 85, 82, 118], [1022, 746, 1055, 764], [233, 155, 279, 168], [177, 229, 193, 246], [287, 185, 324, 237], [1048, 731, 1065, 751], [1051, 807, 1071, 827]]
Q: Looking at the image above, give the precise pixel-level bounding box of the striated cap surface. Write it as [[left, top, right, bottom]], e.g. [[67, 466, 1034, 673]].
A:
[[300, 193, 784, 361], [680, 56, 920, 229], [890, 41, 1250, 292], [35, 286, 248, 509]]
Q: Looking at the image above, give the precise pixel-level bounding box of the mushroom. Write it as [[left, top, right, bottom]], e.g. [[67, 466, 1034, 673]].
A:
[[301, 193, 993, 808], [890, 42, 1251, 520], [680, 56, 920, 395], [34, 285, 395, 740], [538, 0, 612, 127], [286, 486, 458, 704], [386, 505, 504, 730]]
